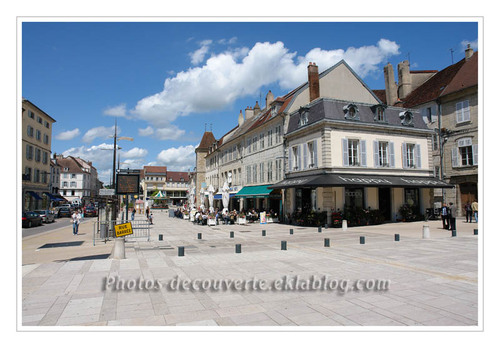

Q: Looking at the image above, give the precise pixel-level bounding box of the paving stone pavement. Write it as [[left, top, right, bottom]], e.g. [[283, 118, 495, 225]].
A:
[[21, 210, 479, 327]]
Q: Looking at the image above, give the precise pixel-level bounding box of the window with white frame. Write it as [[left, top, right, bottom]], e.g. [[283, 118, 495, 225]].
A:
[[259, 163, 264, 182], [268, 129, 273, 147], [452, 137, 477, 167], [27, 125, 34, 137], [252, 164, 257, 183], [252, 136, 258, 151], [292, 146, 299, 170], [456, 100, 470, 123], [275, 125, 281, 143], [402, 143, 421, 168], [276, 159, 282, 181], [307, 141, 317, 168], [267, 161, 273, 182], [348, 139, 359, 166], [260, 133, 265, 149], [378, 141, 389, 167]]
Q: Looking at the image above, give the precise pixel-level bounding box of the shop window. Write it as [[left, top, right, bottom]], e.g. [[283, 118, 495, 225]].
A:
[[345, 188, 364, 209]]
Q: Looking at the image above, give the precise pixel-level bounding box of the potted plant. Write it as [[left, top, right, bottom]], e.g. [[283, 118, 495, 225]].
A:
[[237, 212, 246, 225]]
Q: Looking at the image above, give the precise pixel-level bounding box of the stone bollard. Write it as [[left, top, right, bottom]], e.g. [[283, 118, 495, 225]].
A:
[[281, 241, 287, 250], [112, 237, 126, 259], [230, 231, 234, 238], [474, 229, 478, 235], [235, 244, 241, 253], [178, 246, 185, 257], [360, 236, 365, 244], [262, 230, 266, 236], [198, 233, 202, 240], [324, 238, 330, 247], [342, 220, 348, 231], [422, 225, 430, 239], [159, 234, 163, 241]]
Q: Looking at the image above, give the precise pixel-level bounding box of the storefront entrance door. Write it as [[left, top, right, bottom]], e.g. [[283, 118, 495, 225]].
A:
[[378, 187, 392, 221]]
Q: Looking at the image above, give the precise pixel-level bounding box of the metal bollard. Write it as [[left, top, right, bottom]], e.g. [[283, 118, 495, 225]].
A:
[[198, 233, 202, 240], [230, 231, 234, 238], [318, 226, 322, 233], [422, 225, 430, 239], [395, 234, 400, 241], [262, 230, 266, 236], [474, 229, 478, 235], [159, 234, 163, 241], [324, 223, 328, 229], [289, 229, 294, 235], [281, 241, 287, 250], [360, 236, 365, 244], [235, 244, 241, 253], [324, 238, 330, 247], [178, 246, 185, 257]]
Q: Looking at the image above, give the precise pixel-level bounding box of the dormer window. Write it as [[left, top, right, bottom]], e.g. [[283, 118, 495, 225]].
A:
[[372, 105, 386, 122], [298, 107, 309, 127], [343, 104, 359, 120], [399, 111, 414, 127]]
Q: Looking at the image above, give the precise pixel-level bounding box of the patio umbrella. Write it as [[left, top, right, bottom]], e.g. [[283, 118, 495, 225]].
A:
[[222, 181, 230, 214], [207, 185, 215, 213]]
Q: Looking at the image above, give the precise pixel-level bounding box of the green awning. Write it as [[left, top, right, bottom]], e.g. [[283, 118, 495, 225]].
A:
[[235, 185, 273, 198]]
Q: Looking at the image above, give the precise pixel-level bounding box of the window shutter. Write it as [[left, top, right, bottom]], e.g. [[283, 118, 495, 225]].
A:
[[402, 143, 408, 168], [303, 143, 307, 169], [451, 147, 459, 168], [472, 144, 478, 165], [360, 140, 367, 167], [288, 148, 292, 172], [342, 139, 348, 167], [431, 105, 438, 122], [463, 100, 470, 121], [313, 140, 318, 168], [416, 144, 421, 168], [373, 140, 379, 167], [455, 102, 462, 123], [297, 145, 302, 170], [389, 142, 395, 168]]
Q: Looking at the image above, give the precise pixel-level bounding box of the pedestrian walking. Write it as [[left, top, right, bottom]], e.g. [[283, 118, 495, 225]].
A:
[[441, 203, 449, 230], [449, 202, 457, 232], [464, 202, 472, 223], [149, 213, 154, 224], [146, 207, 150, 218], [131, 208, 136, 221], [471, 200, 478, 223], [71, 210, 80, 235]]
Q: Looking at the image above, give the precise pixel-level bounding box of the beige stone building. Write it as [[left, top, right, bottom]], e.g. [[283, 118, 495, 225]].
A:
[[22, 98, 56, 211], [383, 46, 478, 215]]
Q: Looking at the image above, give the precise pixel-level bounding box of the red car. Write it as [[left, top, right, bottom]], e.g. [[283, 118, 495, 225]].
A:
[[83, 205, 97, 217]]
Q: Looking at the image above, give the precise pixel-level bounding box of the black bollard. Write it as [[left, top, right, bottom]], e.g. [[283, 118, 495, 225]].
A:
[[281, 241, 287, 250], [235, 244, 241, 253], [290, 229, 294, 235], [360, 236, 365, 244], [452, 230, 457, 237], [230, 231, 234, 238], [159, 234, 163, 241], [262, 230, 266, 236], [474, 229, 478, 235], [324, 223, 328, 229], [318, 226, 322, 233], [197, 233, 202, 240], [395, 234, 400, 241], [178, 246, 185, 257], [324, 238, 330, 247]]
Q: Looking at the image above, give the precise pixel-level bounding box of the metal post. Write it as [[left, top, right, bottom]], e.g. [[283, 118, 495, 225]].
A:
[[360, 236, 365, 244], [324, 238, 330, 247], [235, 244, 241, 253], [281, 241, 287, 250], [230, 231, 234, 238], [289, 228, 293, 235], [262, 230, 266, 236], [395, 234, 400, 241], [198, 233, 202, 240], [178, 246, 185, 257]]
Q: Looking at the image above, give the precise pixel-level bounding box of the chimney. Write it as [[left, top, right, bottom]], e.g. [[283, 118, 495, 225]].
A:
[[308, 62, 320, 102], [465, 44, 474, 60], [384, 63, 397, 106], [238, 109, 244, 127], [253, 101, 261, 116], [265, 90, 274, 109], [245, 106, 253, 120], [397, 60, 411, 99]]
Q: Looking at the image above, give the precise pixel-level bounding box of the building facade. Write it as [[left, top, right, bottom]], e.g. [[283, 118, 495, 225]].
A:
[[140, 166, 190, 207], [383, 46, 479, 215], [22, 99, 56, 211], [54, 155, 100, 205]]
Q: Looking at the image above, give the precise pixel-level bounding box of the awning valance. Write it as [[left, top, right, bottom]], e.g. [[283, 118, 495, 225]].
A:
[[268, 173, 453, 189], [214, 193, 236, 200], [235, 185, 273, 198], [26, 191, 43, 200]]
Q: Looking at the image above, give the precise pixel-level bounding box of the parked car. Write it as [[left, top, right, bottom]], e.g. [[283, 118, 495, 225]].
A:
[[22, 211, 42, 228], [34, 210, 55, 223], [57, 207, 72, 218], [83, 205, 97, 217]]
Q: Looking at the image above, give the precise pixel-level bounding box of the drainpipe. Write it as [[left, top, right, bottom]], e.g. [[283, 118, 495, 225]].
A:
[[437, 99, 446, 204]]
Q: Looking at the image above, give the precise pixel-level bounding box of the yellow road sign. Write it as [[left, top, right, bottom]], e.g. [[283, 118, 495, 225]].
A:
[[114, 222, 133, 237]]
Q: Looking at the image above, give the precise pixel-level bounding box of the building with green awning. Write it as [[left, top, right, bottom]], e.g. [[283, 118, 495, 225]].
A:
[[235, 185, 273, 198]]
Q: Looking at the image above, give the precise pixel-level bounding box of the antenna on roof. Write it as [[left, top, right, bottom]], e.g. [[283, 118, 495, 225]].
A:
[[450, 48, 455, 64], [204, 123, 207, 132]]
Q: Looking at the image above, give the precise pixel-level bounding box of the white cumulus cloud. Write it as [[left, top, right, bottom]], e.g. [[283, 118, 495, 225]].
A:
[[103, 103, 127, 117], [82, 126, 120, 143], [157, 145, 196, 171], [189, 39, 212, 65], [131, 39, 400, 130], [55, 128, 80, 140], [122, 147, 148, 159]]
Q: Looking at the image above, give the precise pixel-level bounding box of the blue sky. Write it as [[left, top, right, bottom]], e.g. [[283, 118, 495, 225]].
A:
[[22, 21, 478, 184]]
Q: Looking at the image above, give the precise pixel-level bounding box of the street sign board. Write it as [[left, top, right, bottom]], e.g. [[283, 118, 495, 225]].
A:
[[99, 189, 115, 196], [116, 174, 140, 194], [114, 222, 133, 237]]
